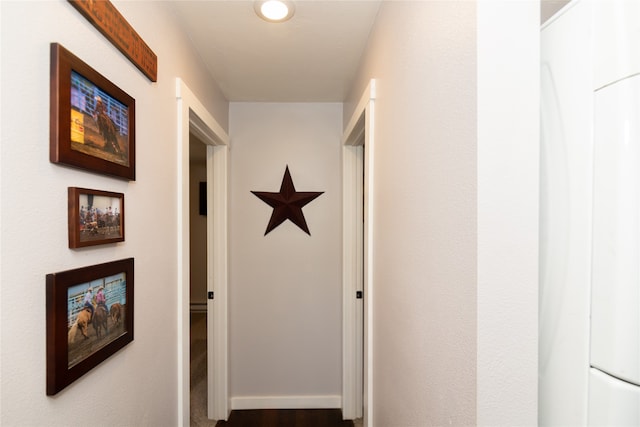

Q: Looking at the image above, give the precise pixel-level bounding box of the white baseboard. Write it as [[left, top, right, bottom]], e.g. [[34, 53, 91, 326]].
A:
[[230, 395, 342, 410], [190, 302, 207, 313]]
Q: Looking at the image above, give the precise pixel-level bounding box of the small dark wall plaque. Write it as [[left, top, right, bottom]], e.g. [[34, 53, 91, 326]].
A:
[[68, 0, 158, 82]]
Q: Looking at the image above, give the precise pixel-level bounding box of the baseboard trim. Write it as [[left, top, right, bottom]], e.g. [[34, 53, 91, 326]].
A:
[[190, 302, 207, 313], [230, 395, 342, 410]]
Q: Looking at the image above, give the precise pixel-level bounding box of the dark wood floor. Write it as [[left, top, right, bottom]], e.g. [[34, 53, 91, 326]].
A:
[[215, 409, 354, 427]]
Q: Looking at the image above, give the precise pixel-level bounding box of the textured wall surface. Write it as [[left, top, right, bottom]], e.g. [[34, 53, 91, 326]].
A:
[[0, 1, 228, 425], [477, 1, 539, 425], [228, 103, 343, 407], [344, 1, 539, 425], [344, 2, 478, 425]]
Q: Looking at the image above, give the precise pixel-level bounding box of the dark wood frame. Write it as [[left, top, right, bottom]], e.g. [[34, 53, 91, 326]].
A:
[[50, 43, 136, 180], [68, 187, 125, 248], [46, 258, 134, 396]]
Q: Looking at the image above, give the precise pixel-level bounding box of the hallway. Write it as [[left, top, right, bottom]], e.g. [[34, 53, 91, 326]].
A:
[[191, 312, 355, 427], [0, 1, 539, 425]]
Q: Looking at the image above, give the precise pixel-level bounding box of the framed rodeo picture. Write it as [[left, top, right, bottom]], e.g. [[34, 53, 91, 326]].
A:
[[46, 258, 134, 395], [68, 187, 124, 248], [50, 43, 136, 180]]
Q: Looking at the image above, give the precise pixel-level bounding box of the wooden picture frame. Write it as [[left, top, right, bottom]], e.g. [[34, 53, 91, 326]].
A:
[[68, 187, 124, 248], [50, 43, 136, 180], [46, 258, 134, 395]]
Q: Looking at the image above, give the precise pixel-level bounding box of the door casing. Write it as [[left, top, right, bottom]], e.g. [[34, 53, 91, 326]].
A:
[[342, 79, 375, 425], [177, 78, 230, 424]]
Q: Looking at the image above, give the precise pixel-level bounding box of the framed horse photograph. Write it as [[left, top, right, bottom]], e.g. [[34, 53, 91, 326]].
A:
[[68, 187, 124, 248], [50, 43, 136, 180], [46, 258, 134, 396]]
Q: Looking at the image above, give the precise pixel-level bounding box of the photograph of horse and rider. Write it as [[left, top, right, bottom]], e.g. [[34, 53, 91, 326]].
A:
[[67, 273, 127, 368], [78, 193, 122, 243], [70, 70, 130, 167]]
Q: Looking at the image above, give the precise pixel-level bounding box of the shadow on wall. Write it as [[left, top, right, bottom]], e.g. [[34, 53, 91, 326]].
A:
[[541, 0, 571, 24]]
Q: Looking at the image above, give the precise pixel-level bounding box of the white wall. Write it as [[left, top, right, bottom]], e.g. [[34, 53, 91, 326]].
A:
[[0, 1, 228, 425], [477, 1, 539, 425], [344, 2, 478, 425], [344, 1, 539, 425], [228, 103, 343, 408]]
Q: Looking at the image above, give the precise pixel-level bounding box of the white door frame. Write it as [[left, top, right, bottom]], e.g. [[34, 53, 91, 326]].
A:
[[177, 78, 230, 424], [342, 79, 375, 425]]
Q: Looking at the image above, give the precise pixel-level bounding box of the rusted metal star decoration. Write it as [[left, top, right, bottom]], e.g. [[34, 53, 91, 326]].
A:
[[251, 165, 324, 236]]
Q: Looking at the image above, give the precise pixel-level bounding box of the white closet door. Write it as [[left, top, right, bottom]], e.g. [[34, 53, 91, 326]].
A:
[[588, 368, 640, 426], [591, 74, 640, 387]]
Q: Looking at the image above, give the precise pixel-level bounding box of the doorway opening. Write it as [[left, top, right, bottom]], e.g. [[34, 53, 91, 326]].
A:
[[342, 80, 375, 425], [189, 136, 209, 425], [177, 78, 230, 425]]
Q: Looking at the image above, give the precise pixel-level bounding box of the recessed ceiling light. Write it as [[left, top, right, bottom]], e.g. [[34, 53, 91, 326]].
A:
[[254, 0, 295, 22]]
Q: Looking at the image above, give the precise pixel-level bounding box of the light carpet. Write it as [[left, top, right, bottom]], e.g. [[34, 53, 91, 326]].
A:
[[190, 312, 216, 426]]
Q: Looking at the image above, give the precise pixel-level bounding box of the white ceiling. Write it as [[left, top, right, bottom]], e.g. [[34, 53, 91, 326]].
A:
[[169, 0, 381, 102]]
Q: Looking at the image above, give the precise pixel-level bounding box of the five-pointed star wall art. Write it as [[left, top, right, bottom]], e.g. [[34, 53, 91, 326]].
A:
[[251, 166, 324, 236]]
